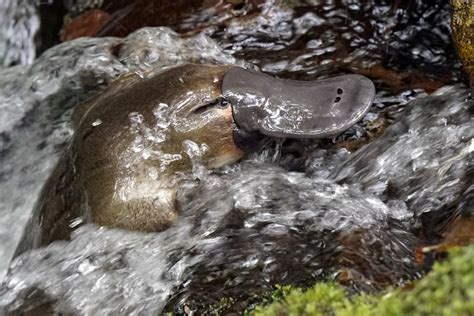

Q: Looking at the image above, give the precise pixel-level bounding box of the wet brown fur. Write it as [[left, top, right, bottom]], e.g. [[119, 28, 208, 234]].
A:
[[36, 64, 245, 245]]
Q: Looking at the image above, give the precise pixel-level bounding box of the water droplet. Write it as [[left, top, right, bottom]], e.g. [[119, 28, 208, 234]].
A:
[[91, 119, 102, 126]]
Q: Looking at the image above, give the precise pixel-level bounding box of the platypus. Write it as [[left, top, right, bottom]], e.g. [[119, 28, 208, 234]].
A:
[[28, 63, 375, 247]]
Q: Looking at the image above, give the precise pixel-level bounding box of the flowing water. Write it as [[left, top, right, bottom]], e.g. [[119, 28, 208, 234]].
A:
[[0, 0, 472, 314], [0, 0, 39, 68]]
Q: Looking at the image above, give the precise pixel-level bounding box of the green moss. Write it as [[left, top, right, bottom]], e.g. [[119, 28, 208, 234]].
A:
[[450, 0, 474, 85], [250, 244, 474, 316], [250, 283, 376, 316]]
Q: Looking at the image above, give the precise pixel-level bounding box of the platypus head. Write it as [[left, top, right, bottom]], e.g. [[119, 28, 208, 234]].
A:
[[134, 63, 377, 169], [76, 63, 375, 179]]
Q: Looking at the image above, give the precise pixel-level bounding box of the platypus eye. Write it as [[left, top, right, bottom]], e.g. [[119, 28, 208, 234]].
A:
[[193, 97, 230, 114], [219, 98, 229, 107]]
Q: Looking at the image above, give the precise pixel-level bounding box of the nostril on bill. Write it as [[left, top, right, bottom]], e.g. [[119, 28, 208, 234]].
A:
[[335, 88, 343, 103]]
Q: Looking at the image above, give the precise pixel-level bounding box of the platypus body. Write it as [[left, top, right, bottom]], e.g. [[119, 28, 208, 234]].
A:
[[36, 64, 245, 245], [29, 63, 375, 248]]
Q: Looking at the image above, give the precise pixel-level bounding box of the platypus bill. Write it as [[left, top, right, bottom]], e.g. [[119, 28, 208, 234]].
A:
[[26, 63, 375, 249]]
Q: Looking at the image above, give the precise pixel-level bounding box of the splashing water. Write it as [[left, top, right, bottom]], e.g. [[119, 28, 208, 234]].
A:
[[0, 0, 39, 68], [0, 163, 419, 314], [182, 140, 210, 181], [331, 86, 473, 228]]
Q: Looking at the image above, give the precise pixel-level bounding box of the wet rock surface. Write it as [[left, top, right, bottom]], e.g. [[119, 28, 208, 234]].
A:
[[40, 0, 464, 88]]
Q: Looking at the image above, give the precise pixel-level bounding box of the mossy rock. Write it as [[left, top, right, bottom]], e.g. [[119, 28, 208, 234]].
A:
[[450, 0, 474, 85], [250, 244, 474, 316]]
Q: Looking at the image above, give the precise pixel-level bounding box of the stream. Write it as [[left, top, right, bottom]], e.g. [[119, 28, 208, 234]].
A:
[[0, 0, 472, 314]]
